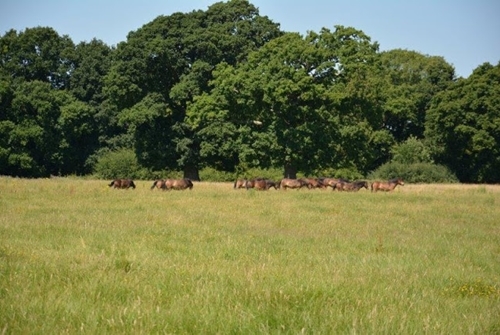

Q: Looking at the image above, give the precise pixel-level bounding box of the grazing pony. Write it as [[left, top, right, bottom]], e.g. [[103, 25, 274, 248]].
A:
[[300, 178, 325, 189], [371, 178, 404, 192], [108, 179, 136, 189], [279, 178, 308, 190], [150, 179, 166, 190], [336, 180, 369, 192], [245, 178, 269, 190], [319, 178, 349, 190], [265, 180, 280, 190], [233, 179, 247, 189], [164, 178, 194, 190]]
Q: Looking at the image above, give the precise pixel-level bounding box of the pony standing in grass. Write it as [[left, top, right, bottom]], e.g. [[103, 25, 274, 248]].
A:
[[371, 178, 404, 192]]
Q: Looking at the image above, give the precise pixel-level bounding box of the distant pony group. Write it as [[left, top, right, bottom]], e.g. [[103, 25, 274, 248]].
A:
[[108, 177, 405, 193], [108, 178, 193, 191], [233, 177, 404, 192]]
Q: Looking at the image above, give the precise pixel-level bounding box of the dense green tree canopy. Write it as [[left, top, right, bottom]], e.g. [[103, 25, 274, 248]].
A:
[[0, 27, 75, 89], [1, 80, 84, 176], [102, 0, 282, 179], [188, 26, 391, 177], [1, 0, 498, 182], [425, 62, 500, 182], [380, 49, 455, 141]]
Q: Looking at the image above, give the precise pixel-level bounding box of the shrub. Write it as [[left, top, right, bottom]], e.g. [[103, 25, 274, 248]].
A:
[[199, 167, 235, 182], [391, 136, 433, 164], [368, 162, 459, 183], [239, 167, 283, 181], [92, 149, 150, 180]]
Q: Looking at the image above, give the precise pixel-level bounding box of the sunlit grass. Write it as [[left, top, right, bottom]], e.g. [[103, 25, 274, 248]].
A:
[[1, 177, 499, 333]]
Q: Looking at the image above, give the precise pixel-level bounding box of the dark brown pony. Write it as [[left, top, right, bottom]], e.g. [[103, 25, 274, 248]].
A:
[[150, 179, 166, 190], [266, 180, 280, 190], [164, 178, 193, 190], [336, 180, 369, 192], [108, 179, 136, 189], [279, 178, 308, 190], [300, 178, 325, 189], [233, 179, 247, 189], [371, 178, 404, 192]]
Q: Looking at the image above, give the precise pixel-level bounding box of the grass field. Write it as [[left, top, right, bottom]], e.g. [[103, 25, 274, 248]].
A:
[[1, 177, 499, 334]]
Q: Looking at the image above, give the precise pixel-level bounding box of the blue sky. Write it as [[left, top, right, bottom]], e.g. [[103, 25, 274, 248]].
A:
[[1, 0, 498, 78]]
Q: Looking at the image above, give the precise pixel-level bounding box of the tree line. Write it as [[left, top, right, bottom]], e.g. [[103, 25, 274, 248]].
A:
[[1, 0, 499, 183]]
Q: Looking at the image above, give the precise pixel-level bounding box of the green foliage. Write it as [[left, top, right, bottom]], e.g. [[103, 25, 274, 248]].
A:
[[390, 135, 433, 164], [0, 27, 75, 89], [0, 3, 498, 183], [93, 149, 150, 179], [202, 26, 385, 177], [199, 167, 235, 182], [2, 81, 62, 176], [316, 167, 365, 180], [425, 62, 500, 183], [235, 167, 283, 181], [58, 100, 99, 174], [197, 122, 240, 172], [70, 39, 113, 104], [369, 162, 458, 183], [118, 93, 179, 171], [0, 79, 101, 176], [199, 166, 284, 182], [380, 49, 455, 141], [102, 0, 282, 175]]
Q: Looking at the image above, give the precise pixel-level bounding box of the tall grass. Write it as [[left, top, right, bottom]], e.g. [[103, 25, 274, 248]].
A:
[[1, 177, 499, 334]]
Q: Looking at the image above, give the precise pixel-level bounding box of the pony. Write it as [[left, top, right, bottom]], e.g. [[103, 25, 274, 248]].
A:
[[319, 178, 349, 190], [245, 178, 269, 190], [164, 178, 194, 190], [336, 180, 369, 192], [233, 179, 247, 189], [279, 178, 308, 190], [108, 179, 136, 189], [371, 178, 405, 192], [299, 178, 325, 189], [265, 180, 280, 190], [150, 179, 166, 190]]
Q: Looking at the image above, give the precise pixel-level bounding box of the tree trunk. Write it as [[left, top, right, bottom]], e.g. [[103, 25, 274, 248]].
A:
[[283, 163, 297, 179], [183, 165, 200, 181]]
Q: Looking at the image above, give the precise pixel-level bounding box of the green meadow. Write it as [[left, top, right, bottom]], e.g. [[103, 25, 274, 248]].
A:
[[1, 177, 499, 334]]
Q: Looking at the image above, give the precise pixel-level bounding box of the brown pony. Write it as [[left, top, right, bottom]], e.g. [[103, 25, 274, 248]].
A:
[[150, 179, 166, 190], [164, 178, 194, 190], [319, 178, 349, 190], [279, 178, 308, 190], [108, 179, 136, 189], [371, 178, 404, 192], [245, 178, 269, 190], [233, 179, 247, 189], [300, 178, 325, 189], [336, 180, 369, 192]]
